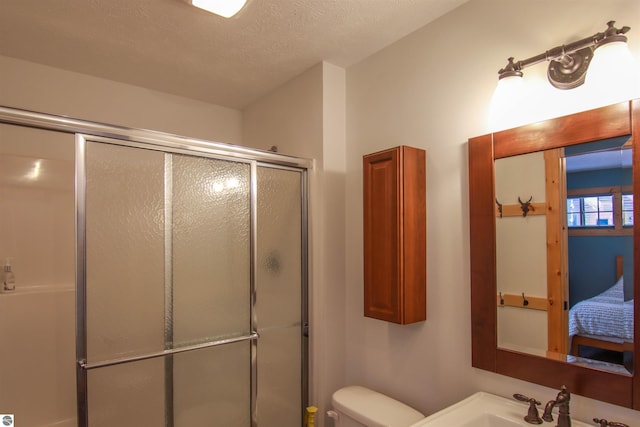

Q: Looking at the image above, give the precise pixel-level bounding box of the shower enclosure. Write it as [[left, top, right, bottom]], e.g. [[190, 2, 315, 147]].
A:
[[0, 107, 309, 427]]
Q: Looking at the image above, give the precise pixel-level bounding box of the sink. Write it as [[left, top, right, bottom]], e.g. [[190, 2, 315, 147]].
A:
[[408, 391, 592, 427], [459, 413, 523, 427]]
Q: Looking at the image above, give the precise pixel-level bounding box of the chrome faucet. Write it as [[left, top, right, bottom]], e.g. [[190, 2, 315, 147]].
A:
[[542, 385, 571, 427]]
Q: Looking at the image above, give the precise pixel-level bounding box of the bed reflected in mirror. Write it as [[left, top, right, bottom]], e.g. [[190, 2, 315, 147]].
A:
[[495, 137, 634, 375]]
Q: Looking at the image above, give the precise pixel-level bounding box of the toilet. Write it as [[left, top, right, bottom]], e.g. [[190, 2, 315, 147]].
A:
[[328, 385, 425, 427]]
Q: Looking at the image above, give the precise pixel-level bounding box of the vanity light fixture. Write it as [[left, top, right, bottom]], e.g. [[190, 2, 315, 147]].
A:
[[185, 0, 248, 18], [497, 21, 632, 90]]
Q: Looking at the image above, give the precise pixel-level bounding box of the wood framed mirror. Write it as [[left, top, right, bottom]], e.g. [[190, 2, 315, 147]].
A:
[[469, 99, 640, 409]]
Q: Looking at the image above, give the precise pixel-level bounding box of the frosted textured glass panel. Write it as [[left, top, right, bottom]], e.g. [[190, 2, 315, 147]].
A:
[[257, 327, 301, 427], [87, 357, 165, 427], [256, 167, 303, 427], [173, 342, 251, 426], [86, 142, 166, 362], [256, 167, 302, 328], [172, 155, 251, 346]]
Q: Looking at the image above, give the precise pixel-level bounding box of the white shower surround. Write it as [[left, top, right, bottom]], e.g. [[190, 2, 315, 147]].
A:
[[0, 287, 77, 427]]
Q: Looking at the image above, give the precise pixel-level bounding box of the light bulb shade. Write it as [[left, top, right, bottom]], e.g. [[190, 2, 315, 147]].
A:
[[189, 0, 247, 18], [494, 74, 524, 91], [489, 75, 527, 131], [586, 40, 640, 103]]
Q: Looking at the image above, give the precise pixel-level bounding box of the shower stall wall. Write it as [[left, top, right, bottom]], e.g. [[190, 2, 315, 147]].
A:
[[0, 107, 309, 427], [0, 124, 76, 427]]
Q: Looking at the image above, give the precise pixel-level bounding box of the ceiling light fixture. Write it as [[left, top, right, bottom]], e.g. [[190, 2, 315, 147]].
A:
[[497, 21, 632, 90], [186, 0, 248, 18]]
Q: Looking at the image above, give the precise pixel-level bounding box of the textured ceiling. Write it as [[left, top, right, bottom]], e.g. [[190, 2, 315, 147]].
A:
[[0, 0, 467, 109]]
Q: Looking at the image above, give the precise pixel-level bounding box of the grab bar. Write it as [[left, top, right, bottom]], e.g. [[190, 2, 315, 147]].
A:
[[78, 332, 259, 370]]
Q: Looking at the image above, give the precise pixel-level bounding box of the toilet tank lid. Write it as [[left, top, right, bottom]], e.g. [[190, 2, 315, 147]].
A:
[[331, 386, 425, 427]]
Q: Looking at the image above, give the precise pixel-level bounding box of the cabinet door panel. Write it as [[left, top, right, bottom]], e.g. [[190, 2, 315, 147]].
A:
[[363, 149, 400, 322], [363, 146, 426, 324]]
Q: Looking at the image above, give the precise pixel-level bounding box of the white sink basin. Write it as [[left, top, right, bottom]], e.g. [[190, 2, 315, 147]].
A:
[[458, 413, 523, 427], [409, 391, 592, 427]]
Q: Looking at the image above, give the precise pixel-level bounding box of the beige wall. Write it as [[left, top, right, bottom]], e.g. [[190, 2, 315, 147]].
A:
[[345, 0, 640, 425], [0, 56, 242, 144]]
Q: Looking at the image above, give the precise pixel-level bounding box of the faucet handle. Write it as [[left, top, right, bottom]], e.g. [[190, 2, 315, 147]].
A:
[[513, 394, 543, 424], [593, 419, 629, 427]]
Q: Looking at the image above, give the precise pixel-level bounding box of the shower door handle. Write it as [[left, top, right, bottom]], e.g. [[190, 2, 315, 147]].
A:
[[79, 332, 260, 370]]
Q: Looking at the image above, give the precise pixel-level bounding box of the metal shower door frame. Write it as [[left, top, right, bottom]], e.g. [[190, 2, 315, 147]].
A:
[[76, 135, 309, 427], [0, 106, 310, 427]]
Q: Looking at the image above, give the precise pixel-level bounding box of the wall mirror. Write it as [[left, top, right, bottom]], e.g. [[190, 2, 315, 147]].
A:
[[469, 99, 640, 409]]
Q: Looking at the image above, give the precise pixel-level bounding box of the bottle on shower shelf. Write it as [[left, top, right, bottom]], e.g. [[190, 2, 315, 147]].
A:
[[3, 257, 15, 292]]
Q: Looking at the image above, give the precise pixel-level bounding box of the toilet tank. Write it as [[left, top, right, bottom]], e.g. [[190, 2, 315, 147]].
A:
[[330, 386, 425, 427]]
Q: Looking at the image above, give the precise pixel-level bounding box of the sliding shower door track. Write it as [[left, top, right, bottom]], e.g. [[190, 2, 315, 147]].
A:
[[79, 332, 259, 370]]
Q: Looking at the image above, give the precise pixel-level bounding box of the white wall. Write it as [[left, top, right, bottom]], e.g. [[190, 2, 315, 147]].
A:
[[0, 56, 242, 144], [345, 0, 640, 425]]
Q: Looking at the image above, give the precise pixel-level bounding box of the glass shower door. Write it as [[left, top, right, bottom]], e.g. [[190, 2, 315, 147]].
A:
[[171, 153, 252, 426], [256, 165, 306, 427], [80, 140, 253, 426], [83, 141, 167, 426]]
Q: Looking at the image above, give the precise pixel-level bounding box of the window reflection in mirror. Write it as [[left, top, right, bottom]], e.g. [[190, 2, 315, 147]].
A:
[[495, 136, 634, 375]]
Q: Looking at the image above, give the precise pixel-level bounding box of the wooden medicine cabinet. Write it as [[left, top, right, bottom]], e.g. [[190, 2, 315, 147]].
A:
[[363, 146, 426, 324]]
